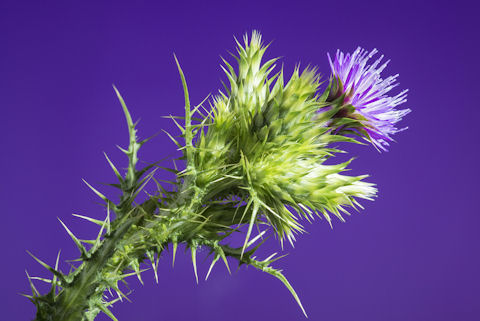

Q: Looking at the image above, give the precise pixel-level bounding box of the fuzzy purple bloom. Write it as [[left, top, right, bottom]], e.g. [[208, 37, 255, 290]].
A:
[[328, 47, 410, 150]]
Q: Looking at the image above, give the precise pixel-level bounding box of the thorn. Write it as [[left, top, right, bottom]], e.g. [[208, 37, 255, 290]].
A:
[[269, 269, 308, 318], [97, 302, 119, 321], [105, 203, 111, 234], [246, 230, 267, 248], [241, 202, 259, 259], [72, 213, 103, 226], [58, 218, 88, 258], [146, 251, 159, 283], [25, 270, 39, 297], [50, 250, 61, 295], [112, 85, 135, 137], [191, 246, 198, 284], [172, 242, 178, 268], [161, 129, 182, 148], [104, 152, 124, 183], [205, 254, 220, 281], [216, 246, 231, 275], [132, 168, 158, 200], [131, 260, 144, 286], [19, 292, 34, 301], [26, 251, 63, 279], [82, 179, 109, 203]]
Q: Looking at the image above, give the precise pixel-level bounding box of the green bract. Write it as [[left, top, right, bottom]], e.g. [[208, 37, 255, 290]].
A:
[[26, 31, 379, 321]]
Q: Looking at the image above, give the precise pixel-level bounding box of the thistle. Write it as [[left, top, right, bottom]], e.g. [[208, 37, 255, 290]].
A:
[[24, 31, 408, 320], [327, 47, 411, 150]]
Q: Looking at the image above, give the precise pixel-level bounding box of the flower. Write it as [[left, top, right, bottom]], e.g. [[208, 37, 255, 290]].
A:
[[327, 47, 410, 150]]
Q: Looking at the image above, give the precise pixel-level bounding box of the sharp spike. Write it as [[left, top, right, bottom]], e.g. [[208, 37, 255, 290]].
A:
[[26, 251, 64, 280], [146, 251, 159, 283], [25, 270, 39, 297], [97, 303, 119, 321], [173, 54, 193, 165], [50, 250, 61, 295], [19, 292, 34, 301], [132, 169, 157, 200], [82, 179, 109, 203], [105, 203, 111, 234], [168, 115, 186, 133], [131, 260, 144, 285], [104, 152, 124, 183], [217, 247, 231, 274], [72, 213, 104, 226], [172, 242, 178, 267], [267, 268, 307, 318], [205, 254, 220, 281], [58, 218, 88, 258], [161, 129, 182, 148], [191, 246, 198, 284], [30, 276, 53, 284], [112, 85, 135, 141], [241, 202, 259, 258], [246, 230, 267, 248]]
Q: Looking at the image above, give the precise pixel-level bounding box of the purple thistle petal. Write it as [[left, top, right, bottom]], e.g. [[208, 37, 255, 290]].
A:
[[328, 47, 411, 151]]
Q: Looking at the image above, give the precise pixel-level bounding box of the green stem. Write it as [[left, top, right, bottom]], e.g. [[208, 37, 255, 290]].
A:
[[52, 216, 142, 321]]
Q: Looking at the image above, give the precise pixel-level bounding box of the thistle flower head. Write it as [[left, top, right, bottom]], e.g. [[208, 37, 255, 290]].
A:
[[189, 32, 378, 246], [327, 47, 411, 150]]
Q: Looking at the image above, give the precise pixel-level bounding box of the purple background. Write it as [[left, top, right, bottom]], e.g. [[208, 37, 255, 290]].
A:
[[2, 1, 479, 320]]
